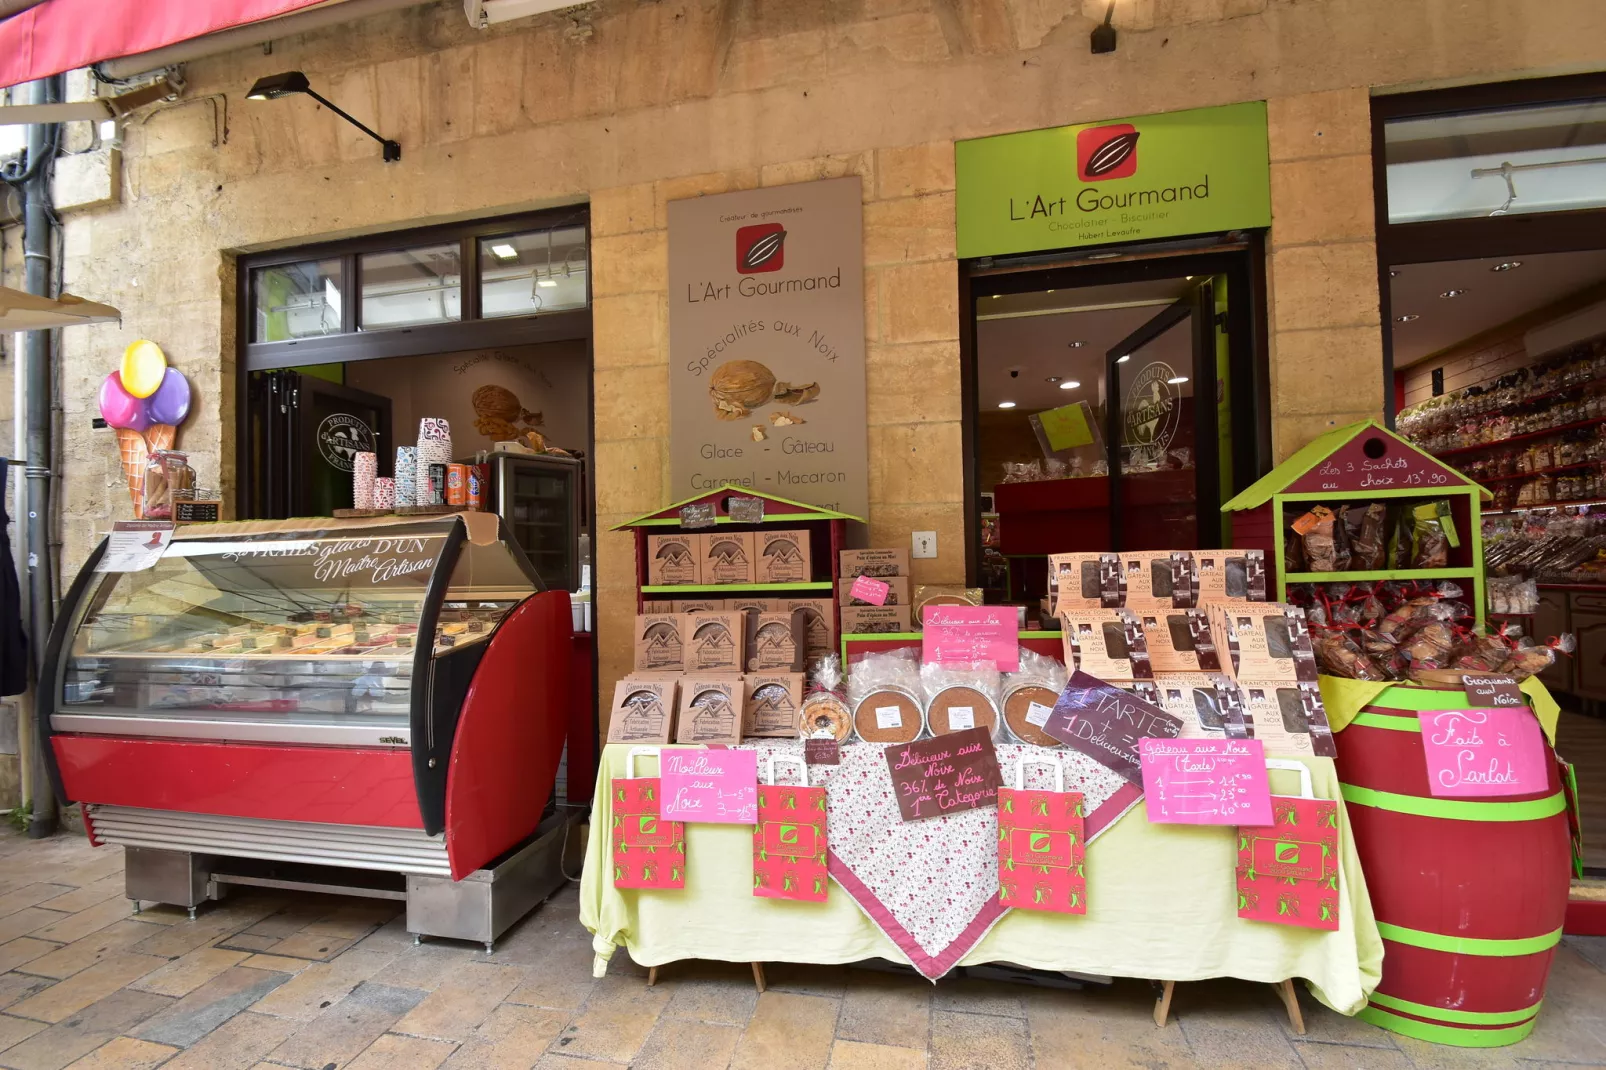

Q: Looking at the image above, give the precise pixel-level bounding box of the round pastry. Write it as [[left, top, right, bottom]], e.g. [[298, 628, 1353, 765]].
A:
[[798, 691, 852, 742], [1002, 683, 1061, 747], [852, 687, 923, 744], [926, 685, 999, 738]]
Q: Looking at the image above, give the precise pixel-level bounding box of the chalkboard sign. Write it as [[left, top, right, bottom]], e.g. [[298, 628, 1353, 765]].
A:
[[1139, 738, 1272, 825], [1286, 433, 1469, 495], [1464, 675, 1524, 708], [1042, 671, 1183, 784], [885, 727, 1002, 821]]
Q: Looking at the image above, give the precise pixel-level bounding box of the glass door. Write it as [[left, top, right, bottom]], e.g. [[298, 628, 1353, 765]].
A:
[[288, 373, 393, 518], [493, 454, 580, 592]]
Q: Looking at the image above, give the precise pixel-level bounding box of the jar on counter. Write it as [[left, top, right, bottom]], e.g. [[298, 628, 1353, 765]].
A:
[[142, 450, 195, 520]]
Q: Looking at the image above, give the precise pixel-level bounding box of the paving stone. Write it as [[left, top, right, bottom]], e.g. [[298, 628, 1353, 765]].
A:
[[345, 1032, 458, 1069], [631, 1017, 742, 1070], [238, 955, 314, 975], [0, 988, 172, 1070], [1291, 1041, 1412, 1070], [1388, 1035, 1525, 1070], [1173, 981, 1303, 1070], [931, 976, 1023, 1020], [249, 950, 396, 1021], [0, 911, 69, 947], [19, 921, 169, 981], [366, 945, 468, 995], [35, 880, 123, 917], [158, 1011, 299, 1070], [60, 1036, 176, 1069], [0, 1014, 47, 1055], [551, 1003, 661, 1063], [835, 973, 930, 1050], [268, 982, 426, 1069], [389, 963, 525, 1042], [1277, 986, 1398, 1049], [6, 954, 168, 1024], [0, 942, 60, 977], [928, 1009, 1030, 1070], [501, 939, 596, 1012], [659, 961, 760, 1026], [133, 965, 291, 1048], [0, 888, 74, 917], [730, 991, 840, 1070], [439, 1004, 568, 1068], [530, 1055, 624, 1069], [25, 901, 134, 948], [129, 947, 251, 997], [827, 1040, 926, 1070], [0, 977, 50, 1014], [1020, 985, 1198, 1070], [1565, 935, 1606, 973], [760, 963, 850, 999], [265, 932, 357, 961]]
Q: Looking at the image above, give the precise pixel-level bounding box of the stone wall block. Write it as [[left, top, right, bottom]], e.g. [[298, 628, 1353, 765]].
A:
[[864, 192, 956, 266], [867, 421, 965, 505], [375, 55, 426, 154], [592, 292, 668, 369], [880, 259, 959, 343], [867, 502, 967, 585], [1270, 241, 1380, 332], [594, 365, 670, 440], [474, 31, 529, 137], [422, 45, 476, 145], [591, 184, 657, 237], [759, 154, 875, 192], [654, 170, 762, 229], [593, 437, 667, 515], [1267, 87, 1372, 161], [876, 142, 956, 200], [865, 340, 963, 425], [591, 230, 668, 298], [1268, 154, 1375, 247], [1271, 325, 1384, 417]]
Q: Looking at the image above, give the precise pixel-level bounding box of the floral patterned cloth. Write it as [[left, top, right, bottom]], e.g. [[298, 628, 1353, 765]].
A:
[[742, 739, 1136, 979]]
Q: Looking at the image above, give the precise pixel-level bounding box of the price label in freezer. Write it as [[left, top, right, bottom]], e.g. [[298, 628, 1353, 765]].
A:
[[96, 521, 174, 573], [1139, 738, 1272, 825]]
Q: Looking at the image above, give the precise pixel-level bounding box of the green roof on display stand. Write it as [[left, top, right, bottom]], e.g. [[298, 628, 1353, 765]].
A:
[[1221, 418, 1491, 512], [612, 486, 864, 529]]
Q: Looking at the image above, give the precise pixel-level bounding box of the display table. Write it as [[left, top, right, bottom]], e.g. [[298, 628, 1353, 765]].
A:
[[579, 741, 1383, 1014]]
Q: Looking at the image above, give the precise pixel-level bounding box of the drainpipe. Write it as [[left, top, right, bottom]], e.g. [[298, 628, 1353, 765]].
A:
[[17, 76, 60, 838]]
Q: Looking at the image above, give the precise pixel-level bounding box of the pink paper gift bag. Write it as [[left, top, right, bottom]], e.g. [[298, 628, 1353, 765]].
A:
[[1236, 759, 1338, 930], [754, 755, 829, 902], [613, 748, 686, 890], [997, 758, 1086, 914]]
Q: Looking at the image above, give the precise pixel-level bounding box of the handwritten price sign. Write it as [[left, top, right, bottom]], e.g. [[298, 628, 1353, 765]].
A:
[[1419, 708, 1547, 797], [661, 748, 758, 823], [886, 727, 1002, 821], [1139, 738, 1273, 825]]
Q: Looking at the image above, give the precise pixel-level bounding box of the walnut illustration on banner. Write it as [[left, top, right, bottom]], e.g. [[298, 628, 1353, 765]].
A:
[[471, 383, 544, 441], [709, 361, 824, 420]]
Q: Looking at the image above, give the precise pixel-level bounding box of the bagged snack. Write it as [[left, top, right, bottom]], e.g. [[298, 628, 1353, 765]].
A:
[[1349, 503, 1387, 570], [848, 648, 924, 743], [1332, 505, 1353, 572], [799, 653, 852, 741], [1409, 501, 1453, 568], [1001, 647, 1068, 747], [921, 660, 1002, 738], [1312, 631, 1385, 681], [1293, 506, 1339, 572]]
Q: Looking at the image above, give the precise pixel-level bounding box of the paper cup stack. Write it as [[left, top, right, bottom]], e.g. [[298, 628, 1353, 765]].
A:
[[394, 447, 417, 507], [373, 477, 396, 511], [353, 452, 377, 509], [416, 418, 452, 506]]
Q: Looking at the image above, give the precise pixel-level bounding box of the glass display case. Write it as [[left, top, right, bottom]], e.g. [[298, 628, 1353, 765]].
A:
[[487, 452, 583, 594]]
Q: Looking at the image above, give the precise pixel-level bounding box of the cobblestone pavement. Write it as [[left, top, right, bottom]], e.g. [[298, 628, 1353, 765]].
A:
[[1, 827, 1604, 1069]]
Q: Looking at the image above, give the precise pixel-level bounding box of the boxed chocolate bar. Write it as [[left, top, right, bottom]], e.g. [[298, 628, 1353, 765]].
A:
[[675, 675, 746, 745], [744, 672, 804, 737], [839, 548, 909, 578], [756, 530, 812, 584], [745, 608, 806, 672], [646, 533, 700, 586], [607, 676, 679, 743], [633, 613, 685, 672], [683, 610, 746, 672], [700, 531, 757, 585]]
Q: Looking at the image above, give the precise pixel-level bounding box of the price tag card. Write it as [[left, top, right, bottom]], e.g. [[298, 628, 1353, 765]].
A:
[[1464, 675, 1525, 708], [804, 739, 840, 766], [96, 521, 174, 573], [850, 575, 890, 606], [726, 496, 765, 523], [1139, 738, 1272, 825], [1419, 708, 1548, 797], [886, 727, 1001, 821], [661, 748, 758, 823], [679, 503, 717, 529], [922, 605, 1020, 672]]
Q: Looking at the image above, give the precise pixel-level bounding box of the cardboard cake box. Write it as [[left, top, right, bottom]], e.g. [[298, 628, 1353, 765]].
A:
[[633, 613, 685, 672], [1151, 672, 1251, 740], [744, 672, 804, 737], [840, 604, 913, 634], [784, 598, 837, 661], [1208, 603, 1317, 683], [1050, 552, 1122, 613], [1236, 678, 1336, 757], [745, 609, 806, 672], [646, 533, 700, 586], [683, 610, 747, 672], [675, 675, 746, 745], [607, 676, 680, 743], [1059, 609, 1152, 682], [756, 530, 812, 584], [839, 548, 909, 578], [700, 531, 757, 584], [1134, 607, 1223, 673]]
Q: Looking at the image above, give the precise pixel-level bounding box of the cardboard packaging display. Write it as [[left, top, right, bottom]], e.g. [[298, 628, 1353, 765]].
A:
[[1236, 678, 1337, 758], [633, 613, 686, 672], [840, 604, 913, 634], [839, 576, 911, 606], [1118, 551, 1184, 611], [744, 672, 805, 737], [700, 531, 757, 584], [683, 610, 746, 673], [675, 675, 747, 745], [1152, 672, 1253, 740], [1050, 552, 1123, 613], [1194, 549, 1268, 603], [756, 530, 812, 584], [1135, 607, 1222, 673], [674, 599, 728, 614], [1208, 603, 1318, 683], [646, 533, 700, 586], [785, 598, 836, 661], [606, 677, 680, 743], [727, 597, 778, 616], [839, 548, 909, 578], [746, 609, 806, 672], [1059, 609, 1152, 682]]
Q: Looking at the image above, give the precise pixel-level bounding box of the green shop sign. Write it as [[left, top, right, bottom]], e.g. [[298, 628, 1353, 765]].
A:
[[955, 101, 1271, 259]]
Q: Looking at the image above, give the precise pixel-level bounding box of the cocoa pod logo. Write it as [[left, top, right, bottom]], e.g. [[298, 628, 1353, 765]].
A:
[[742, 230, 786, 271], [1084, 131, 1140, 178]]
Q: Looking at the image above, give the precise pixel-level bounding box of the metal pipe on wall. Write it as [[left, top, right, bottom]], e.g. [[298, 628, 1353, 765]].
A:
[[19, 74, 58, 838]]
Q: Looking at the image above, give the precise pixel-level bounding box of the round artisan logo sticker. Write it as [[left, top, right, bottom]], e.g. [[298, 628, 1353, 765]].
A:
[[1122, 361, 1182, 453], [316, 413, 376, 473]]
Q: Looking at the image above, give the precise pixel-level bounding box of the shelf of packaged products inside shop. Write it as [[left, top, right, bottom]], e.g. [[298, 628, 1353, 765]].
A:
[[1485, 497, 1606, 515], [638, 581, 836, 593], [1431, 416, 1606, 458], [1475, 461, 1599, 484], [1282, 568, 1476, 583]]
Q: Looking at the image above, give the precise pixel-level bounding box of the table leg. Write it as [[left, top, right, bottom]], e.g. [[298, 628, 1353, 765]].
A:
[[647, 966, 658, 987], [751, 962, 767, 993], [1275, 979, 1306, 1035], [1153, 980, 1174, 1028]]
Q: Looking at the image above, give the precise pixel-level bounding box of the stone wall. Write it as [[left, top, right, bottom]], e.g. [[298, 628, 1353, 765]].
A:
[[5, 0, 1605, 716]]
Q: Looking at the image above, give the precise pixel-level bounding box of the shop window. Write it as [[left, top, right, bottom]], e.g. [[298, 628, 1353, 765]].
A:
[[251, 258, 342, 343], [479, 226, 589, 318], [359, 243, 462, 330], [1384, 99, 1606, 223]]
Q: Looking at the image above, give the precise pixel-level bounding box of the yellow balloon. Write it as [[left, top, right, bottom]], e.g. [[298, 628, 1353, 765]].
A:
[[120, 340, 167, 399]]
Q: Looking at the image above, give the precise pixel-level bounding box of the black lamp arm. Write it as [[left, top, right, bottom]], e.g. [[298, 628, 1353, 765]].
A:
[[303, 88, 401, 161]]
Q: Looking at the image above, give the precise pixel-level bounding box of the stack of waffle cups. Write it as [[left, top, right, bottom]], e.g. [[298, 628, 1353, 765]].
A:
[[394, 447, 417, 507], [353, 452, 377, 510], [373, 477, 396, 511], [416, 418, 452, 507]]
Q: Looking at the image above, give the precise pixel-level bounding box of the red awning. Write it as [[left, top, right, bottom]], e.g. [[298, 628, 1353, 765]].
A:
[[0, 0, 332, 89]]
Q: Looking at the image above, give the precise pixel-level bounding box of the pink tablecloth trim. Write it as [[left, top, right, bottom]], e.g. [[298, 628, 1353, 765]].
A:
[[828, 848, 1009, 981]]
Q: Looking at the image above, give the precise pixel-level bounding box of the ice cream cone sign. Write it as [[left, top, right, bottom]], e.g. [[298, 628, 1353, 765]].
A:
[[98, 340, 191, 517]]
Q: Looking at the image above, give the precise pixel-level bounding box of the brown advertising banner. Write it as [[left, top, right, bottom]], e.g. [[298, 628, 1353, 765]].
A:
[[668, 176, 867, 519]]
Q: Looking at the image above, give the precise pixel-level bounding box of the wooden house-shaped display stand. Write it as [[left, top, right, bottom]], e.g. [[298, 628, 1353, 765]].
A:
[[612, 488, 862, 640], [1222, 420, 1490, 626]]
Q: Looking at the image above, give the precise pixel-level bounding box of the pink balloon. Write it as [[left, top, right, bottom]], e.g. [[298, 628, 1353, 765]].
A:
[[99, 371, 150, 432]]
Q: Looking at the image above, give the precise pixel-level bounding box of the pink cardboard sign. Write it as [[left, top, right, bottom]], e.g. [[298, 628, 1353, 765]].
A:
[[850, 575, 890, 606], [661, 748, 758, 824], [1419, 707, 1548, 797], [1139, 738, 1272, 825], [921, 605, 1020, 672]]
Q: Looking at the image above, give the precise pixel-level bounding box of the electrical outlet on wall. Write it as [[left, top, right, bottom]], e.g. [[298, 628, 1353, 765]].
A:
[[912, 531, 937, 559]]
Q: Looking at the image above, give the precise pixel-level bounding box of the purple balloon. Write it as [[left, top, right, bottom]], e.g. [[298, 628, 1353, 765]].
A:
[[98, 371, 150, 431], [146, 368, 192, 426]]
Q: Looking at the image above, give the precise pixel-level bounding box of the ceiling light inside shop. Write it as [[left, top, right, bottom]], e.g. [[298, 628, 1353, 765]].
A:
[[1115, 354, 1130, 363], [1067, 340, 1085, 348], [489, 243, 518, 260], [1045, 376, 1063, 383], [998, 401, 1017, 409], [1060, 380, 1080, 390], [1395, 314, 1420, 323], [1440, 289, 1468, 298], [536, 279, 558, 288], [1491, 261, 1523, 272], [1167, 376, 1189, 385]]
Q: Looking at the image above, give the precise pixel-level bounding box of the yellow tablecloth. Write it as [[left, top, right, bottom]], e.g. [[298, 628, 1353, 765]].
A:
[[579, 743, 1383, 1014], [1319, 675, 1559, 743]]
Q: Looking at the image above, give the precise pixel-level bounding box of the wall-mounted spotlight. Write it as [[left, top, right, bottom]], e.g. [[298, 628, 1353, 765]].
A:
[[246, 71, 401, 163], [1091, 1, 1117, 54]]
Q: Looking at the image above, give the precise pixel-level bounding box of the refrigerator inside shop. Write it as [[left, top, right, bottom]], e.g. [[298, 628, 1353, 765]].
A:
[[40, 513, 577, 948], [485, 451, 586, 597]]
